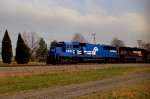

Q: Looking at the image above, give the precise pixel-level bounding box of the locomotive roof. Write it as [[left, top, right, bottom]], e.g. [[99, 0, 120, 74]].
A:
[[119, 46, 146, 51], [60, 41, 117, 47]]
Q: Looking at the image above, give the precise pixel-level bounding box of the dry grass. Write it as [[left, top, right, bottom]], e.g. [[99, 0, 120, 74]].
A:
[[0, 61, 45, 67], [0, 67, 137, 95], [0, 64, 149, 96], [76, 80, 150, 99], [0, 64, 150, 78]]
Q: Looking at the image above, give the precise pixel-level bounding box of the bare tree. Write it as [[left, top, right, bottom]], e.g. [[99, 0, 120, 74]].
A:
[[72, 33, 88, 43], [137, 40, 143, 48], [137, 40, 150, 50], [111, 38, 125, 47], [22, 32, 40, 61], [143, 43, 150, 51]]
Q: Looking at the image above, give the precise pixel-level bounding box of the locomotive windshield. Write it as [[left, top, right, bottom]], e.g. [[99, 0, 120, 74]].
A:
[[56, 42, 65, 47]]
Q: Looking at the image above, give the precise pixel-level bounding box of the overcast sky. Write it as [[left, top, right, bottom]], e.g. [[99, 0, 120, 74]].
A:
[[0, 0, 150, 53]]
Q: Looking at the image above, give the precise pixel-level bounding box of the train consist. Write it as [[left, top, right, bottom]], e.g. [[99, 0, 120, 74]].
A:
[[46, 41, 150, 64]]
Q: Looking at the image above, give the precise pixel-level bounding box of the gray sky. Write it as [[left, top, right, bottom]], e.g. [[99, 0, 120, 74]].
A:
[[0, 0, 150, 54]]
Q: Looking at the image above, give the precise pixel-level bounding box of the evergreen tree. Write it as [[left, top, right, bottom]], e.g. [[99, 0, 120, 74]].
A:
[[15, 33, 31, 64], [36, 38, 48, 62], [50, 40, 58, 47], [2, 30, 13, 64]]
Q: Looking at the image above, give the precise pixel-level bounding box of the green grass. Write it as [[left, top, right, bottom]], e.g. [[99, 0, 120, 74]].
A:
[[0, 65, 150, 96], [76, 80, 150, 99], [0, 66, 138, 95]]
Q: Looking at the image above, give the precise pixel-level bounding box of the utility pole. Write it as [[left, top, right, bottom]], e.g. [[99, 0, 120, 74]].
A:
[[92, 33, 96, 44], [137, 40, 142, 48]]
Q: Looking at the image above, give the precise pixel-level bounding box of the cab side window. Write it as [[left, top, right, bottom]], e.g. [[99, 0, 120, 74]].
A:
[[67, 44, 72, 49]]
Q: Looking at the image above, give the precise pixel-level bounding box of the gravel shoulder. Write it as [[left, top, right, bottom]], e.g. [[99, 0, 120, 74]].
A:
[[0, 73, 150, 99], [0, 63, 149, 77]]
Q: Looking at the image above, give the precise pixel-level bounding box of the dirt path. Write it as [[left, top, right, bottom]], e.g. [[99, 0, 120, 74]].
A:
[[0, 73, 150, 99]]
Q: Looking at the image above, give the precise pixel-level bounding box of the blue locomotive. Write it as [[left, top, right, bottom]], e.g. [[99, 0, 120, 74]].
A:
[[46, 41, 149, 64], [46, 41, 118, 64], [46, 41, 150, 64]]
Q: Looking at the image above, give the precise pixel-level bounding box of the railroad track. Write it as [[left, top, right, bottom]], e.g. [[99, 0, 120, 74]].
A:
[[0, 63, 149, 78], [0, 62, 149, 67]]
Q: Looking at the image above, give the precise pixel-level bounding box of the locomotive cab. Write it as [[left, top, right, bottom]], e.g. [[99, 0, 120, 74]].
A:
[[46, 42, 65, 64], [56, 42, 66, 51], [56, 42, 80, 64], [46, 41, 78, 64]]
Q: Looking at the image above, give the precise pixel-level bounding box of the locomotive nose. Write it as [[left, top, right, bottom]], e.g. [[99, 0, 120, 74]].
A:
[[50, 47, 55, 52], [50, 47, 56, 54]]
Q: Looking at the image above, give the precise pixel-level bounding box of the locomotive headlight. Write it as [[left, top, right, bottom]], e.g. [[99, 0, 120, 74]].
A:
[[51, 49, 55, 51]]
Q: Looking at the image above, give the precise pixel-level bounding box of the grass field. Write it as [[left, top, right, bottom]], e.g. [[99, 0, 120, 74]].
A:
[[76, 80, 150, 99], [0, 66, 150, 95]]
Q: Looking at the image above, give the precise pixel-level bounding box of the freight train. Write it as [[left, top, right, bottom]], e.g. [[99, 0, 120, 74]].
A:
[[46, 41, 150, 64]]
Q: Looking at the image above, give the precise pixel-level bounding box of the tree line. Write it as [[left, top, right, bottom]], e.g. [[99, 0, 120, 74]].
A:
[[1, 30, 150, 64], [1, 30, 58, 64]]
